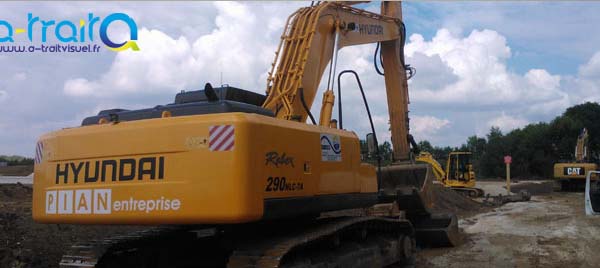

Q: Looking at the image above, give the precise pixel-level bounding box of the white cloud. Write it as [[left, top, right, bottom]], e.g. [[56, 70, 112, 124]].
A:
[[63, 28, 200, 96], [63, 2, 302, 98], [488, 113, 528, 132], [64, 78, 97, 96], [579, 51, 600, 80], [525, 69, 560, 90], [572, 51, 600, 103], [0, 1, 593, 156], [330, 27, 575, 145], [422, 2, 600, 62], [410, 115, 451, 142], [12, 72, 27, 81], [408, 52, 458, 91], [402, 28, 584, 122], [405, 29, 519, 106]]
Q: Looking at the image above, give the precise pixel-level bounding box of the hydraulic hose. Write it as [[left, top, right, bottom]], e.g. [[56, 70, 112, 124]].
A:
[[299, 88, 317, 125], [374, 21, 416, 80], [337, 70, 381, 174]]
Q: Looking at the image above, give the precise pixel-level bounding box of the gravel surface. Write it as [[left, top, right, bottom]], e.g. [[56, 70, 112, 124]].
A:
[[417, 181, 600, 268]]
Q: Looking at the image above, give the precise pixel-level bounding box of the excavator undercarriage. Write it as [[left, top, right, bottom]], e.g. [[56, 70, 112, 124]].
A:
[[61, 217, 417, 268], [59, 163, 458, 268]]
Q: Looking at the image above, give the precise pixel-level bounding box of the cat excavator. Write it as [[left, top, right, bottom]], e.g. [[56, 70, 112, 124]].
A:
[[33, 2, 458, 267], [416, 151, 484, 197], [554, 128, 598, 191]]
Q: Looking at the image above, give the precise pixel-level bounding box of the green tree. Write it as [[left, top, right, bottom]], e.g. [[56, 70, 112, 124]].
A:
[[417, 140, 434, 152], [465, 135, 486, 176], [363, 102, 600, 178], [478, 127, 505, 177]]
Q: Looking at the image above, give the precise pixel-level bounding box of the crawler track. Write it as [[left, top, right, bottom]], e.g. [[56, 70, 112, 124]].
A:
[[59, 216, 416, 268], [60, 226, 229, 268], [227, 216, 415, 268], [452, 187, 485, 198]]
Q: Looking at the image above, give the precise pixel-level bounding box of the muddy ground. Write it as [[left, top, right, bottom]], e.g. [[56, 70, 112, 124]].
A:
[[0, 184, 142, 268], [1, 181, 599, 267], [0, 166, 33, 176], [417, 181, 600, 268]]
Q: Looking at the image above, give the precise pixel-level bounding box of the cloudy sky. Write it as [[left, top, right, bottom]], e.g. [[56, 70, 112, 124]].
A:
[[1, 1, 600, 157]]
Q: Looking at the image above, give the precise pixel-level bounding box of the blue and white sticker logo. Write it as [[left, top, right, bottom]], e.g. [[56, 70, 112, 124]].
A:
[[320, 134, 342, 162]]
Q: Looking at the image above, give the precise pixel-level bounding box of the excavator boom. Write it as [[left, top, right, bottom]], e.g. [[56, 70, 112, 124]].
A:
[[576, 128, 589, 162], [416, 152, 446, 181], [263, 2, 411, 160]]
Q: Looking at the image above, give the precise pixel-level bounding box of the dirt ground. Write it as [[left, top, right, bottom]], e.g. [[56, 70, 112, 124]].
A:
[[0, 166, 33, 176], [417, 181, 600, 268], [0, 184, 142, 268], [2, 180, 599, 267]]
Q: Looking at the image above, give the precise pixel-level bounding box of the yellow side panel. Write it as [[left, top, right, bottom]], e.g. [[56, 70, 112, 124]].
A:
[[553, 163, 598, 180], [32, 113, 376, 225]]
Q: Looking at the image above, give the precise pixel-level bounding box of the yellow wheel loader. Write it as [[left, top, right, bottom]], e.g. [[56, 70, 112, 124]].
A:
[[33, 2, 458, 267], [554, 128, 598, 191], [416, 151, 484, 198]]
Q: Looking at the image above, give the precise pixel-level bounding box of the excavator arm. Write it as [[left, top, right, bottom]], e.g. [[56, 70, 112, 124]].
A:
[[262, 1, 411, 160], [415, 152, 446, 183], [576, 128, 589, 162]]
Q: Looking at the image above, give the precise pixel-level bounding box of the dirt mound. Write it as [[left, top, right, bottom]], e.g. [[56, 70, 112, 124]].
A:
[[510, 181, 555, 196], [0, 183, 32, 202], [430, 184, 488, 217], [0, 184, 142, 268]]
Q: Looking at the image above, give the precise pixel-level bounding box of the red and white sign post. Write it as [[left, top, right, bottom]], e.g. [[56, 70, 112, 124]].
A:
[[504, 155, 512, 194]]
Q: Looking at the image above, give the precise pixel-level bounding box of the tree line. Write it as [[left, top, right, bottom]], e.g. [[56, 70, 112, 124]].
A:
[[362, 102, 600, 179], [420, 102, 600, 178], [0, 155, 34, 166]]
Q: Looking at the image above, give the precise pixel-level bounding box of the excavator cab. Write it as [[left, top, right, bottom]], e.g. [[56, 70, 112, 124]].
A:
[[448, 153, 473, 182], [442, 152, 482, 197], [446, 152, 474, 183]]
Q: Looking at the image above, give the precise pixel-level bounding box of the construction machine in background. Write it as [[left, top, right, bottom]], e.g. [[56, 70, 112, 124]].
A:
[[554, 128, 598, 191], [416, 151, 484, 197], [33, 2, 459, 267]]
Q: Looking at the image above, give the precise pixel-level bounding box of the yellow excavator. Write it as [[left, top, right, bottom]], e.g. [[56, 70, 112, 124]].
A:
[[554, 128, 598, 191], [33, 2, 458, 267], [416, 152, 484, 197]]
